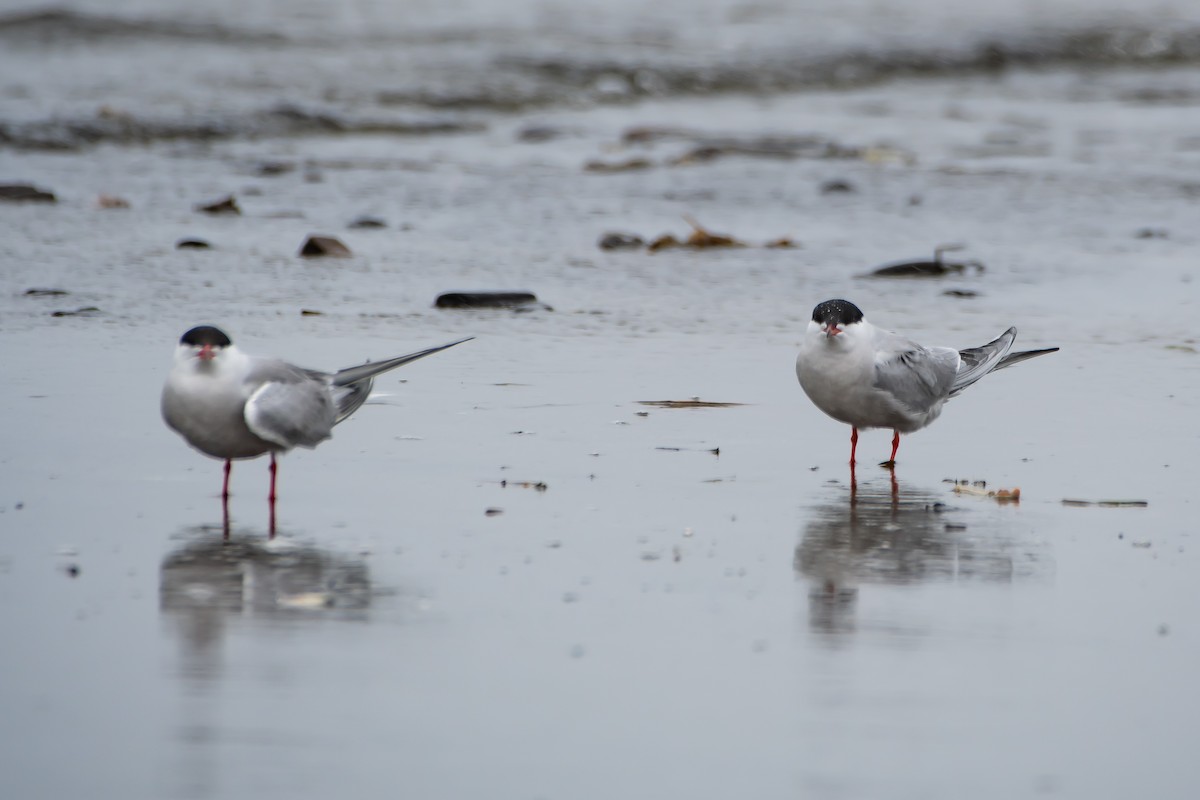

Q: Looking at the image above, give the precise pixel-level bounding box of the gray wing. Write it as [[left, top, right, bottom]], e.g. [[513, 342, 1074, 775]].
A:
[[242, 359, 337, 449], [950, 327, 1015, 396], [873, 335, 960, 415]]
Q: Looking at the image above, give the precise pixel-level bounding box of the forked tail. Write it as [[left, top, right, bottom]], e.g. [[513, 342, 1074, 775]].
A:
[[331, 337, 474, 422], [950, 327, 1057, 396]]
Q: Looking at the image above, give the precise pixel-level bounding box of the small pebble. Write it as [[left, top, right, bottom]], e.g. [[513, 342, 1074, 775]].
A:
[[598, 232, 645, 250], [299, 235, 352, 258], [195, 195, 240, 215], [820, 179, 855, 194]]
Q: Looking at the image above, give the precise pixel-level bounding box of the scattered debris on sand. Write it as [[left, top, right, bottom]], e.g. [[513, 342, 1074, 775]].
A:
[[649, 217, 746, 250], [656, 446, 720, 455], [584, 157, 653, 173], [500, 480, 548, 492], [586, 127, 916, 174], [638, 399, 745, 409], [600, 217, 795, 252], [277, 592, 335, 610], [96, 194, 129, 209], [947, 479, 1020, 502]]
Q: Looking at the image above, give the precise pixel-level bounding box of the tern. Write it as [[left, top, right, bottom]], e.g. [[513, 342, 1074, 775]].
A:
[[162, 325, 472, 531], [795, 299, 1057, 467]]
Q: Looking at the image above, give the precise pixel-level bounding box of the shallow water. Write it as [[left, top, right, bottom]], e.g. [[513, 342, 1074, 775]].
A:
[[3, 1, 1200, 798]]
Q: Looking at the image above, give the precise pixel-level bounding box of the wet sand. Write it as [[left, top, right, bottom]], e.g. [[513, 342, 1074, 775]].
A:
[[3, 56, 1200, 800]]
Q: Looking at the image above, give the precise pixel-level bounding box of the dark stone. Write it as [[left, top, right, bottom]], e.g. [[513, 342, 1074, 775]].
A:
[[820, 179, 855, 194], [176, 238, 211, 249], [299, 235, 352, 258], [871, 260, 959, 277], [348, 216, 387, 229], [256, 161, 295, 176], [868, 245, 984, 278], [598, 232, 645, 250], [943, 289, 979, 298], [50, 306, 101, 317], [195, 195, 240, 215], [435, 291, 543, 310], [1134, 227, 1168, 239], [869, 252, 985, 278], [24, 288, 69, 296], [517, 125, 565, 143], [0, 183, 56, 203]]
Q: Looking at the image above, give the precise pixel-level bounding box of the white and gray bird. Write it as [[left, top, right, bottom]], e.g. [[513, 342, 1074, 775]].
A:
[[162, 325, 472, 528], [795, 299, 1057, 467]]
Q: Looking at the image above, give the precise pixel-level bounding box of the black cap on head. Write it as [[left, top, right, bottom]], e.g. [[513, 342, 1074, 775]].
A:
[[180, 325, 232, 348], [812, 299, 864, 327]]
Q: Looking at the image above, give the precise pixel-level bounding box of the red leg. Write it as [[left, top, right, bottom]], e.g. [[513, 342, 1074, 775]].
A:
[[221, 459, 233, 539], [268, 453, 278, 538], [849, 427, 859, 466], [888, 430, 900, 465]]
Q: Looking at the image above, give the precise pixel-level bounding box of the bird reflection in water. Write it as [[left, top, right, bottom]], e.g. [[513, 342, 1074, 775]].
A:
[[160, 526, 372, 677], [796, 473, 1037, 638], [158, 527, 372, 798]]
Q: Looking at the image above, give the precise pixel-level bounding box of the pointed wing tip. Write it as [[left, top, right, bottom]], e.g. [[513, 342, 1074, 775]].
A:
[[431, 335, 474, 352]]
